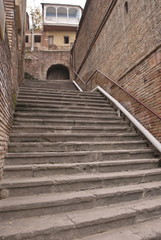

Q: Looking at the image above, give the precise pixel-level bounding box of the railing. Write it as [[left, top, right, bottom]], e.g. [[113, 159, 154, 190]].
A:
[[72, 68, 161, 121], [72, 68, 161, 146]]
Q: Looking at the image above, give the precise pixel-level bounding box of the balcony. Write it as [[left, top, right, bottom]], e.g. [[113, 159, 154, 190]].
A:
[[43, 5, 81, 26]]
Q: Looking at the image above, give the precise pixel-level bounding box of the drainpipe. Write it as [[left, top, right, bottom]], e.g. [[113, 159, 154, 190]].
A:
[[31, 13, 34, 51]]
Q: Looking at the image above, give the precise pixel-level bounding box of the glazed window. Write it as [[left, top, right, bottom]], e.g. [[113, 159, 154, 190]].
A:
[[46, 7, 56, 17], [69, 8, 78, 18], [57, 7, 67, 18]]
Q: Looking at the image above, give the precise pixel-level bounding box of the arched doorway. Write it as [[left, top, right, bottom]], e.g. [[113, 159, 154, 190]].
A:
[[47, 64, 70, 80]]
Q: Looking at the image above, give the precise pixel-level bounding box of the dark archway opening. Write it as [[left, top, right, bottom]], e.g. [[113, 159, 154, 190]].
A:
[[47, 64, 70, 80]]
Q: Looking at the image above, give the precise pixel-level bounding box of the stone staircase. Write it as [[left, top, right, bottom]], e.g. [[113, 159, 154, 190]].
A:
[[0, 79, 161, 240]]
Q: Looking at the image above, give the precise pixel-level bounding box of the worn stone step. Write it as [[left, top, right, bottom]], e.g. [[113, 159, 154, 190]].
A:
[[13, 118, 125, 127], [5, 149, 155, 165], [18, 89, 105, 100], [4, 159, 159, 179], [1, 196, 161, 239], [1, 169, 161, 197], [74, 217, 161, 240], [22, 82, 77, 91], [1, 181, 161, 221], [18, 91, 105, 100], [15, 107, 117, 116], [19, 87, 101, 96], [16, 99, 110, 108], [16, 102, 112, 112], [16, 98, 109, 106], [9, 132, 141, 143], [13, 112, 120, 122], [16, 104, 113, 114], [8, 140, 148, 153], [11, 125, 132, 134], [23, 80, 78, 86]]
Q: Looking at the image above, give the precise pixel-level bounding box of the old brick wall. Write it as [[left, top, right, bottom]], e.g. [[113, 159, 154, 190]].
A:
[[25, 51, 71, 80], [0, 37, 12, 181], [0, 0, 26, 185], [72, 0, 161, 142]]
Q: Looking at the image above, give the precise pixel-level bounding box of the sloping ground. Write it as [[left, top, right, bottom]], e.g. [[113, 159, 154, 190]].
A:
[[0, 79, 161, 240]]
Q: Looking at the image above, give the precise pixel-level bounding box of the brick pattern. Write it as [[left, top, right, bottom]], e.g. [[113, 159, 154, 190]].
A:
[[24, 51, 71, 80], [72, 0, 161, 142], [0, 39, 12, 180], [4, 0, 15, 49], [0, 0, 26, 183], [73, 0, 111, 71]]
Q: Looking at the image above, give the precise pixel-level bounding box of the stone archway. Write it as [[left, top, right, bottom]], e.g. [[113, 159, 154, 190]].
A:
[[46, 64, 70, 80]]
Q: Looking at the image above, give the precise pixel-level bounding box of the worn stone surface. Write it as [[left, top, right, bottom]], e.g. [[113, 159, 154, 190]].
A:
[[0, 79, 161, 239], [76, 217, 161, 240]]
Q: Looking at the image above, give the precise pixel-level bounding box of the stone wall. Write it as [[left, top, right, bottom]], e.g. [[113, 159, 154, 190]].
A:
[[72, 0, 161, 142], [0, 0, 26, 184], [24, 50, 71, 80]]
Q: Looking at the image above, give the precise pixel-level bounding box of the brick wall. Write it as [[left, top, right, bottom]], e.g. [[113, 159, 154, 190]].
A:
[[72, 0, 161, 142], [0, 0, 26, 186], [24, 51, 71, 80]]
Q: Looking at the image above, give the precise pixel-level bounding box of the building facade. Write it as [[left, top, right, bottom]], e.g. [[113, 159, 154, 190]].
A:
[[25, 3, 82, 51]]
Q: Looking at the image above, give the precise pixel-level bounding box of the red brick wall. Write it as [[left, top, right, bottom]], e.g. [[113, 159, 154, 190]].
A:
[[24, 51, 71, 80], [72, 0, 161, 142], [0, 0, 26, 183]]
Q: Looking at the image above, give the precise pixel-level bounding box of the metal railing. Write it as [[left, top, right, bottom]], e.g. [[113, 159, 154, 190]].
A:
[[72, 68, 161, 121], [71, 67, 161, 151]]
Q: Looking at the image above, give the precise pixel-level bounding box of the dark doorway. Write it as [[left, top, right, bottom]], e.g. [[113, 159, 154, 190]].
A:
[[47, 64, 70, 80]]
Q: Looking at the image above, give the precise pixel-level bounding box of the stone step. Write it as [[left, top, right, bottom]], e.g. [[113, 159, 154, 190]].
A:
[[8, 140, 148, 153], [1, 168, 161, 197], [22, 81, 76, 86], [11, 125, 132, 134], [18, 91, 105, 100], [13, 118, 127, 127], [22, 82, 77, 91], [13, 113, 122, 122], [1, 196, 161, 239], [4, 159, 159, 179], [17, 97, 108, 105], [16, 99, 110, 108], [9, 132, 141, 143], [19, 86, 101, 96], [15, 107, 117, 116], [74, 217, 161, 240], [1, 181, 161, 220], [16, 102, 112, 112], [5, 150, 155, 165]]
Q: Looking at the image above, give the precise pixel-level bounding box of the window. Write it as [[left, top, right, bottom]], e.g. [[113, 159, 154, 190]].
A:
[[46, 7, 56, 17], [34, 35, 41, 43], [69, 8, 77, 18], [57, 7, 67, 18], [25, 35, 29, 43], [64, 36, 69, 44], [48, 36, 54, 46]]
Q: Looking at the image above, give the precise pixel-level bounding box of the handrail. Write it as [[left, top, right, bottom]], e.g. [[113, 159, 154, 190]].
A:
[[72, 68, 161, 121], [93, 86, 161, 153], [71, 68, 86, 85]]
